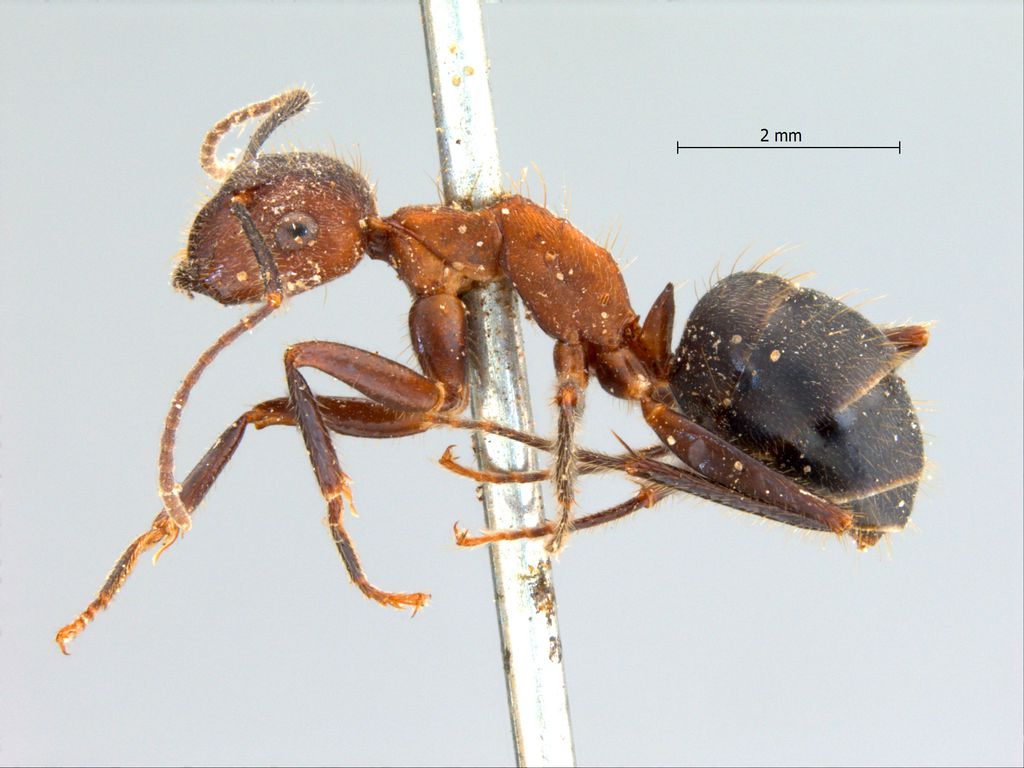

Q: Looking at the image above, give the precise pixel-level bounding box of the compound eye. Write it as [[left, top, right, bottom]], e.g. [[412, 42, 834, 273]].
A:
[[275, 212, 319, 251]]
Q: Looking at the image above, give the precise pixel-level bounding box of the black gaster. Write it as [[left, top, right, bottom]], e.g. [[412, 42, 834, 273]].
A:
[[669, 272, 924, 541]]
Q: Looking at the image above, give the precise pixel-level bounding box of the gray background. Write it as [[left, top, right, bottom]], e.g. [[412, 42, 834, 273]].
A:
[[2, 3, 1021, 766]]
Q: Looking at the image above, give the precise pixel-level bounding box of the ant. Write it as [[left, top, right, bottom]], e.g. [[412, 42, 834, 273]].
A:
[[55, 89, 927, 653]]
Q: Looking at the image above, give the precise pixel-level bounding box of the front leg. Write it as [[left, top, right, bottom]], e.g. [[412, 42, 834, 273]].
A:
[[56, 396, 457, 653], [56, 416, 254, 653], [282, 294, 467, 610], [282, 352, 425, 610]]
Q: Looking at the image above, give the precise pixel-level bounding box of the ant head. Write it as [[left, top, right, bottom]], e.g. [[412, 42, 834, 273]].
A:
[[173, 89, 376, 305]]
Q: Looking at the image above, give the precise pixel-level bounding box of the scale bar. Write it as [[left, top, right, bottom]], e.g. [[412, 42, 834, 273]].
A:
[[677, 141, 901, 154]]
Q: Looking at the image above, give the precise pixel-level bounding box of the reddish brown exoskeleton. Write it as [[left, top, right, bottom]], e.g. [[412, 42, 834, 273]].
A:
[[56, 89, 927, 653]]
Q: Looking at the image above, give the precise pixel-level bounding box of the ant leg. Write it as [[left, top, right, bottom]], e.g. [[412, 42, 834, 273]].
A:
[[284, 352, 431, 611], [440, 416, 850, 538], [439, 415, 670, 469], [281, 295, 467, 611], [250, 396, 434, 438], [439, 445, 550, 484], [56, 416, 251, 653], [610, 448, 845, 532], [55, 518, 179, 654], [548, 341, 588, 553], [437, 438, 668, 484], [56, 396, 459, 652], [454, 485, 671, 547], [641, 399, 852, 533]]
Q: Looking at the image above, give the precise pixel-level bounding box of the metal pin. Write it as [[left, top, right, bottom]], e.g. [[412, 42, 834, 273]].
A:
[[418, 2, 576, 765]]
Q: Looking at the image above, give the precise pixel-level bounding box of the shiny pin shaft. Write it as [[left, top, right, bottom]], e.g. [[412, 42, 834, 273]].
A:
[[418, 2, 576, 766]]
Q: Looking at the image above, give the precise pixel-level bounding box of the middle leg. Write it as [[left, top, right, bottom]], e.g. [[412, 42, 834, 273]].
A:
[[548, 340, 588, 552]]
